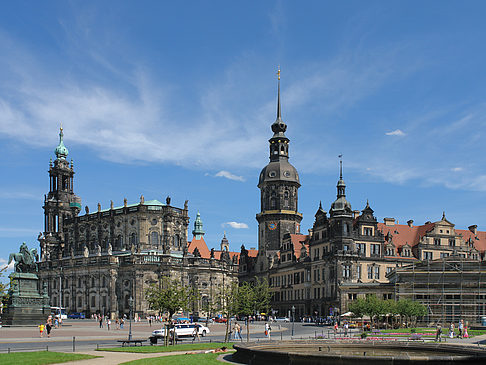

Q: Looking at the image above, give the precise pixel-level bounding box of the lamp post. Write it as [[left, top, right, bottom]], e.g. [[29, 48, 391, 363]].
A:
[[291, 305, 295, 337], [128, 296, 134, 341]]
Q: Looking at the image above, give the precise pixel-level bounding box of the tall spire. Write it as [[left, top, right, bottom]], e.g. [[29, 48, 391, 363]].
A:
[[277, 65, 281, 120], [55, 123, 69, 160], [337, 154, 346, 198], [192, 211, 205, 240], [339, 154, 343, 179]]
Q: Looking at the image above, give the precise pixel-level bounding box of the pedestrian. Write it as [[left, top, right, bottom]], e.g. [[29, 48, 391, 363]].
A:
[[333, 322, 338, 335], [449, 322, 454, 338], [234, 322, 242, 340], [149, 316, 152, 327], [39, 323, 45, 337], [435, 323, 442, 342], [265, 322, 271, 339], [107, 318, 111, 330], [193, 324, 201, 342], [99, 315, 103, 328], [464, 322, 469, 338], [120, 318, 124, 329], [54, 317, 59, 328], [458, 319, 464, 338], [115, 318, 120, 330]]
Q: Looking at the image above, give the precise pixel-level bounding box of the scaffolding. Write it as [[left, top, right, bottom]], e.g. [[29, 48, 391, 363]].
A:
[[396, 258, 486, 325]]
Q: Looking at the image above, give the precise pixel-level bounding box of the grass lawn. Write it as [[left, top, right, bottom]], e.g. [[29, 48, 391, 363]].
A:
[[0, 351, 99, 365], [120, 351, 234, 365], [98, 342, 234, 353]]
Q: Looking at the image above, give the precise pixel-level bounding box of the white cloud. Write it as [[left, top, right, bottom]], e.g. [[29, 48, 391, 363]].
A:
[[385, 129, 406, 136], [222, 222, 249, 229], [0, 257, 14, 270], [214, 171, 245, 182], [451, 167, 463, 172]]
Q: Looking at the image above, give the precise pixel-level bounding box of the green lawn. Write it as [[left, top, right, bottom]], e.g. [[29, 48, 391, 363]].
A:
[[120, 351, 234, 365], [98, 342, 234, 353], [0, 351, 99, 365]]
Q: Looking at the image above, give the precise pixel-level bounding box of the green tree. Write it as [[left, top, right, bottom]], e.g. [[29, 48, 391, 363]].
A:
[[348, 297, 367, 318], [145, 276, 199, 345], [253, 278, 271, 316], [214, 282, 239, 342], [236, 282, 255, 342], [364, 295, 386, 328]]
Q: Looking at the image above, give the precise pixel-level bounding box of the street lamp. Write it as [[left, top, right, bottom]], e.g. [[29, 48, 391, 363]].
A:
[[128, 296, 134, 341], [291, 305, 295, 337]]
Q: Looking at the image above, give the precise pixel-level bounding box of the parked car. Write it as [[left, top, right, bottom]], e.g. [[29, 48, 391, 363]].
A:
[[274, 317, 290, 322], [213, 317, 227, 323], [151, 323, 210, 338], [67, 312, 86, 319]]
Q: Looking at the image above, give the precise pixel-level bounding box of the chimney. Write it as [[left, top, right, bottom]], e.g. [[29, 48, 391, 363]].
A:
[[353, 210, 360, 219], [468, 225, 477, 235], [384, 218, 395, 226], [407, 219, 414, 227]]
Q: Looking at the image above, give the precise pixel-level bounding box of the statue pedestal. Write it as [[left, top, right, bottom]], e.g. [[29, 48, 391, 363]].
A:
[[2, 273, 50, 326]]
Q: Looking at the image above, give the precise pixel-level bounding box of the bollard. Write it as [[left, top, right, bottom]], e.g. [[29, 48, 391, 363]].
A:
[[46, 345, 49, 352], [8, 348, 10, 354], [97, 343, 99, 350], [73, 336, 76, 352]]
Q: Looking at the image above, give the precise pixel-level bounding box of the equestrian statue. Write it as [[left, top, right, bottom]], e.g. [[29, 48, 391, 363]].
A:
[[8, 242, 39, 273]]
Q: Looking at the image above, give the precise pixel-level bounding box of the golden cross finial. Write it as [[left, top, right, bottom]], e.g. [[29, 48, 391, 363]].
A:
[[277, 65, 281, 80], [60, 122, 63, 133]]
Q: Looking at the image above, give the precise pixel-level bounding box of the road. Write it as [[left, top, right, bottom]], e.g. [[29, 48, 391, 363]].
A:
[[0, 319, 329, 352]]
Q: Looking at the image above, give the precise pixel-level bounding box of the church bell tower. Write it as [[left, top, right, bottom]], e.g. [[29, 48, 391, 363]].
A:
[[256, 68, 302, 254], [40, 127, 81, 260]]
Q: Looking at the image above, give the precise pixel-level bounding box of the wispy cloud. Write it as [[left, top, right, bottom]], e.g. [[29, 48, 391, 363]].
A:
[[214, 171, 245, 182], [0, 257, 14, 270], [385, 129, 406, 136], [222, 222, 249, 229], [451, 167, 463, 172]]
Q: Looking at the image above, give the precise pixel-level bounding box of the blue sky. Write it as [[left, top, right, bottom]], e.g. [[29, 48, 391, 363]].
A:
[[1, 1, 486, 273]]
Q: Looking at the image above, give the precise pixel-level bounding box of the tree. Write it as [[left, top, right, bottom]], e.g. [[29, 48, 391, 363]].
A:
[[236, 282, 255, 342], [214, 281, 239, 342], [253, 278, 271, 316], [145, 276, 199, 345], [348, 297, 367, 319]]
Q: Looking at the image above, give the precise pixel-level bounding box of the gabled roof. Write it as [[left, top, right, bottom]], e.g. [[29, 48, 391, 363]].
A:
[[290, 234, 308, 259], [378, 222, 435, 249], [378, 221, 486, 253], [187, 237, 211, 258]]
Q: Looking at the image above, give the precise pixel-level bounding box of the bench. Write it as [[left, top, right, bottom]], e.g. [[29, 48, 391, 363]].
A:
[[408, 333, 423, 341], [117, 339, 147, 347]]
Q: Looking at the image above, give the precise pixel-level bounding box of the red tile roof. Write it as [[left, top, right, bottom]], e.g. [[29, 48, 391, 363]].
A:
[[378, 222, 434, 249], [378, 222, 486, 253], [186, 237, 243, 260], [290, 234, 308, 259]]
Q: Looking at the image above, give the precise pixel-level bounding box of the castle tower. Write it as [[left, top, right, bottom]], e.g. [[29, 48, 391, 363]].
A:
[[256, 68, 302, 253], [40, 127, 81, 260], [192, 211, 205, 240]]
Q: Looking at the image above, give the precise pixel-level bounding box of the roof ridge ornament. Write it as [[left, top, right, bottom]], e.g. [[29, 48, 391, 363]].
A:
[[54, 124, 69, 159]]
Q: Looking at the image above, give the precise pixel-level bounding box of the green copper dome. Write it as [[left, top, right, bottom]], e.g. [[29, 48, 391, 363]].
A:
[[55, 127, 69, 159], [192, 211, 205, 239]]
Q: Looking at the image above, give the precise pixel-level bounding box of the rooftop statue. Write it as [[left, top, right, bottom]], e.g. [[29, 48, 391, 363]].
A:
[[8, 242, 38, 273]]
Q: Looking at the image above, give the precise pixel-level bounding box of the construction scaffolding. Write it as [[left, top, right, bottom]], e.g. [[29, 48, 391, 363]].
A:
[[394, 258, 486, 325]]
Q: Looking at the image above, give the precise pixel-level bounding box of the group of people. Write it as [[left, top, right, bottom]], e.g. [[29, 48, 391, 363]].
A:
[[436, 319, 469, 341], [230, 321, 272, 340], [38, 315, 61, 338], [97, 314, 125, 330]]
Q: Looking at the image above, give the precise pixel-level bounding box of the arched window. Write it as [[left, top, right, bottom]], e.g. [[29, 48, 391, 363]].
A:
[[150, 231, 159, 247], [174, 234, 180, 248], [130, 233, 137, 246], [270, 191, 277, 209], [284, 190, 289, 209], [116, 235, 123, 249]]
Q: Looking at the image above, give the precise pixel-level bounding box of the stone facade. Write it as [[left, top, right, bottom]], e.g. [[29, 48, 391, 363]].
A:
[[240, 76, 486, 324], [37, 128, 238, 318]]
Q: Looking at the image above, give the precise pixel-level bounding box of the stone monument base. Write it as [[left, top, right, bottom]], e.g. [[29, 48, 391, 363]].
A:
[[2, 273, 51, 326]]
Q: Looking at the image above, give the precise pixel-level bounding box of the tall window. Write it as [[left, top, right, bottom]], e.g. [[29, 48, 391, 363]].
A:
[[357, 243, 366, 256], [424, 251, 433, 260], [130, 233, 137, 246], [367, 266, 373, 279], [370, 244, 380, 256], [374, 266, 380, 279], [284, 190, 289, 209], [357, 265, 361, 279], [449, 239, 456, 247], [150, 231, 160, 247], [434, 238, 441, 246], [174, 234, 180, 248], [342, 265, 351, 278]]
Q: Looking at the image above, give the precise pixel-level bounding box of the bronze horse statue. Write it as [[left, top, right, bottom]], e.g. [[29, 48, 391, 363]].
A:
[[8, 242, 38, 273]]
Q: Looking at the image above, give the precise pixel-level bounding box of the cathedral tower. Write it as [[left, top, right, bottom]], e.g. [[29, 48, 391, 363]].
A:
[[256, 68, 302, 253], [40, 127, 81, 260]]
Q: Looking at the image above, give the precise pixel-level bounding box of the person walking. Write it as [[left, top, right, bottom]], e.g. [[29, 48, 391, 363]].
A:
[[193, 324, 201, 342], [344, 322, 349, 337], [234, 322, 242, 340], [458, 319, 464, 338], [435, 323, 442, 342], [99, 315, 103, 328], [265, 322, 271, 339], [107, 318, 111, 330], [38, 323, 45, 338], [449, 322, 455, 338]]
